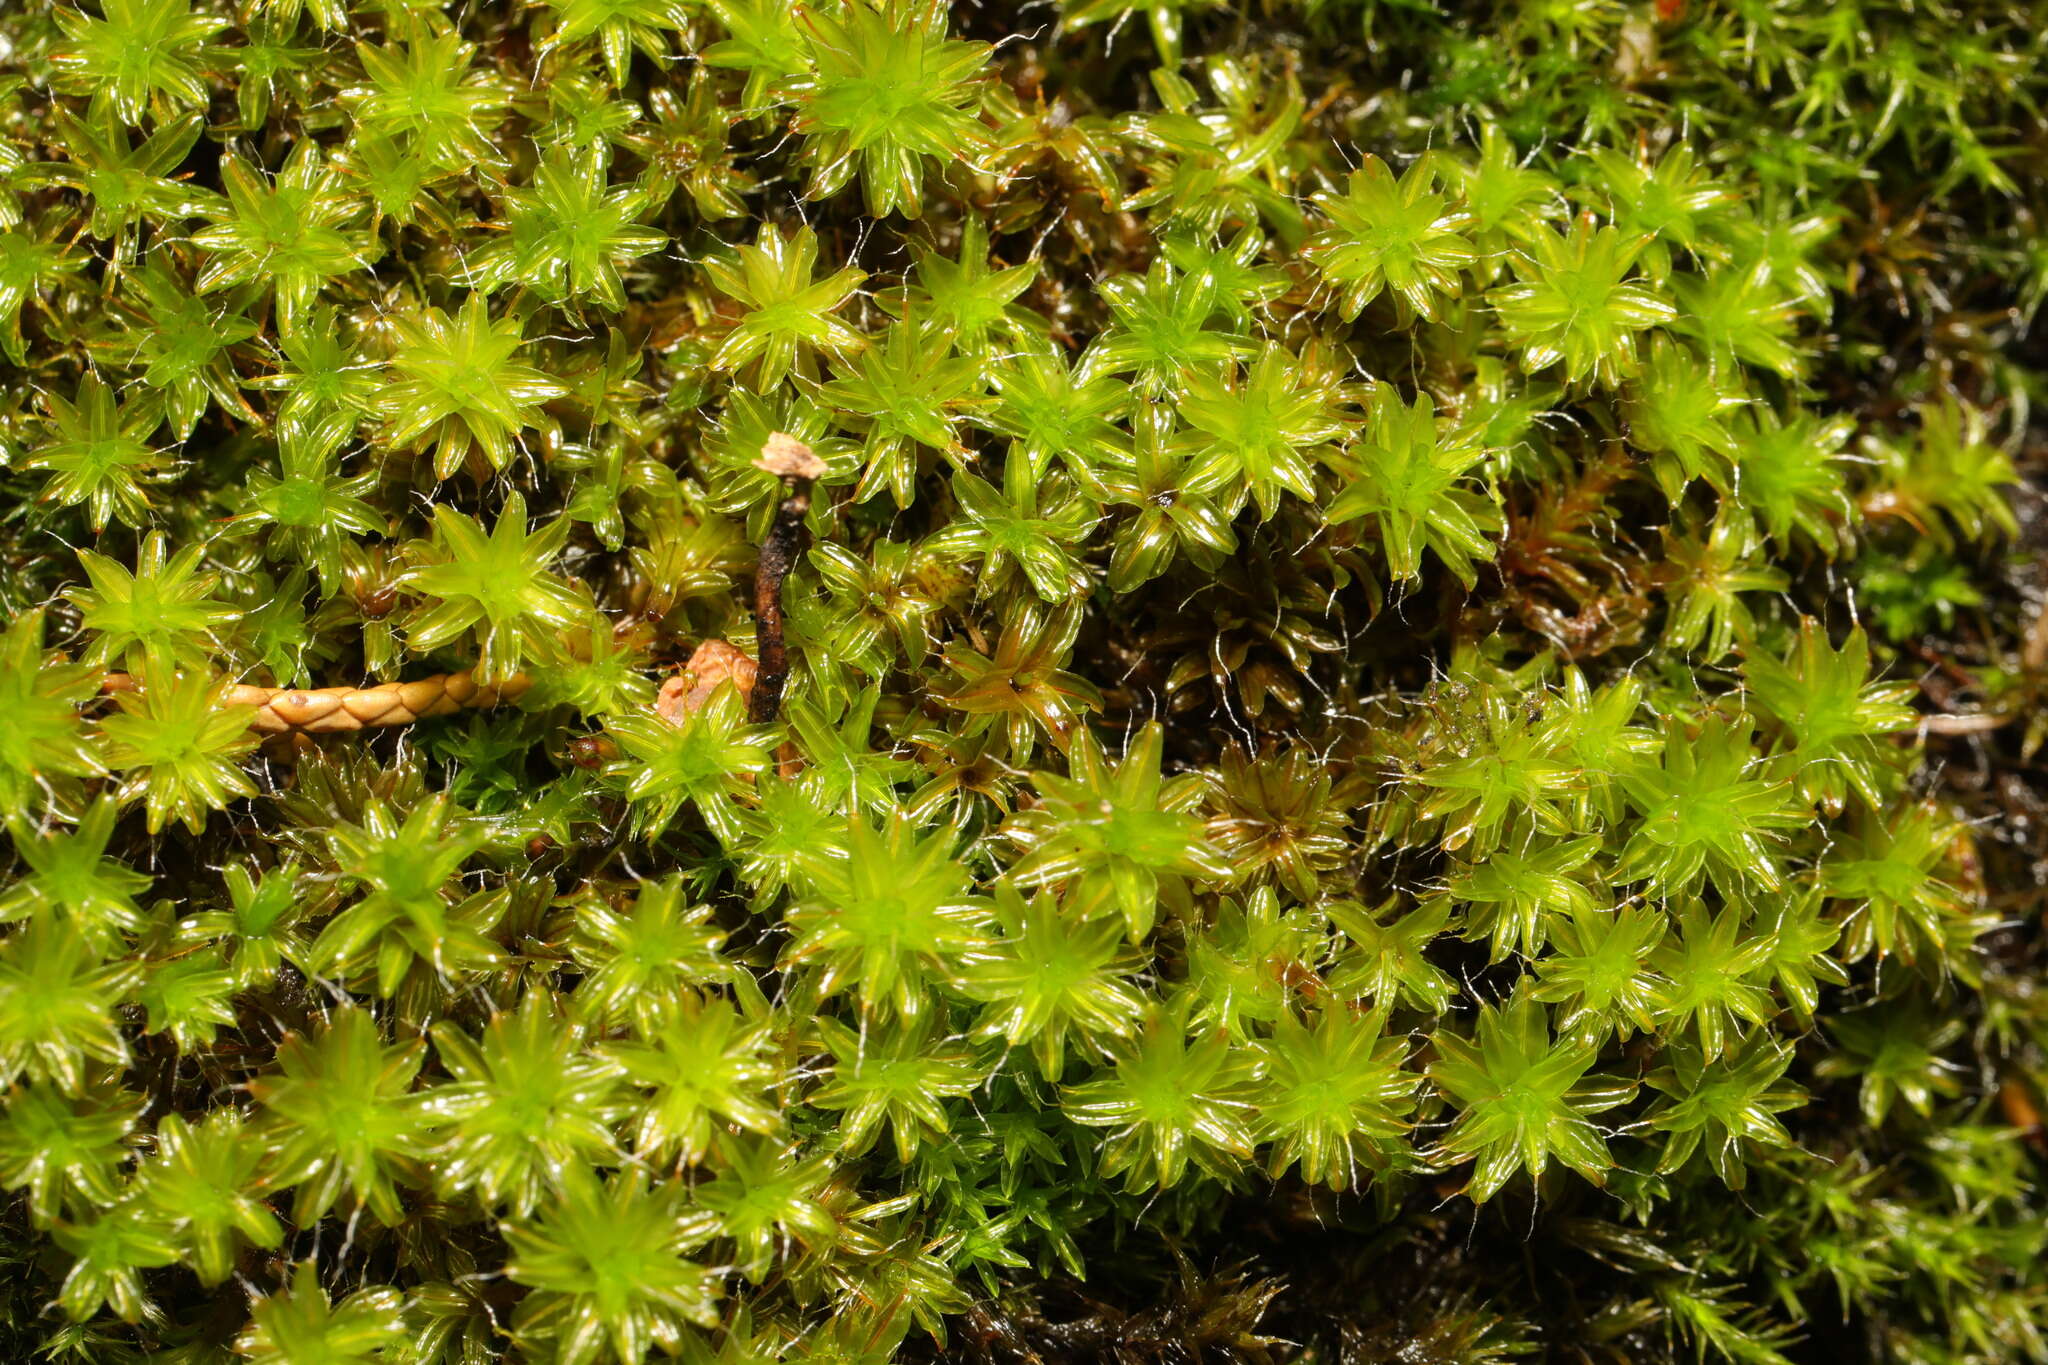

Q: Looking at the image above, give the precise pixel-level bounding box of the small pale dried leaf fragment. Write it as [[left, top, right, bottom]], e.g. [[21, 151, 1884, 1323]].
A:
[[656, 639, 758, 725], [754, 431, 828, 481]]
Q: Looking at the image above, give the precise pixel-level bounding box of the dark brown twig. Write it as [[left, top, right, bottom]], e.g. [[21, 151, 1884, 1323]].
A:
[[748, 433, 826, 725]]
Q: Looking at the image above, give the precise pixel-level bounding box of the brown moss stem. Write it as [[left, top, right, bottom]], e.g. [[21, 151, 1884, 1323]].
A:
[[748, 432, 827, 725]]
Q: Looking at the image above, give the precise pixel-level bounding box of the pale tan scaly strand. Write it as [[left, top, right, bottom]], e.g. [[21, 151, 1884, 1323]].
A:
[[99, 668, 534, 735]]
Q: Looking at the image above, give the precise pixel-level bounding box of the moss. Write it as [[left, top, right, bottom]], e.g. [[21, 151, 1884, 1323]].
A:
[[0, 0, 2044, 1360]]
